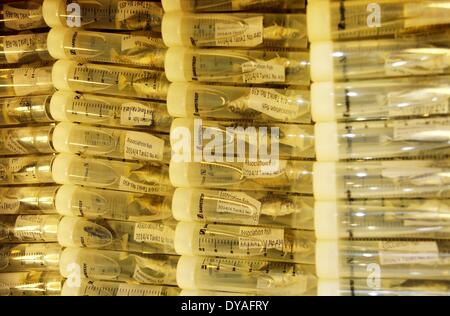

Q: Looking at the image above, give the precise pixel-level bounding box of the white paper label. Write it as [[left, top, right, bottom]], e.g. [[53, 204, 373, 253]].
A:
[[13, 215, 45, 240], [379, 241, 439, 265], [134, 222, 174, 246], [120, 102, 153, 126], [117, 284, 163, 296], [242, 61, 285, 84], [119, 176, 160, 194], [404, 4, 450, 28], [239, 227, 284, 250], [248, 88, 300, 120], [117, 1, 162, 21], [242, 160, 287, 178], [121, 35, 165, 51], [3, 33, 46, 64], [124, 131, 165, 161], [393, 117, 450, 141], [215, 16, 263, 47], [216, 191, 261, 225], [388, 90, 449, 117], [132, 257, 164, 284], [0, 196, 20, 214], [3, 4, 44, 30]]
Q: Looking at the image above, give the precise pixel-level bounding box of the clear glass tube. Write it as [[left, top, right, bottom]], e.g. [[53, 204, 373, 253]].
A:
[[0, 33, 51, 65], [162, 0, 305, 12], [165, 47, 310, 85], [175, 222, 315, 264], [316, 240, 450, 280], [0, 95, 54, 126], [0, 243, 61, 273], [51, 154, 173, 195], [43, 0, 163, 31], [0, 186, 59, 215], [57, 216, 176, 255], [311, 31, 450, 82], [167, 83, 311, 123], [0, 125, 55, 156], [313, 160, 450, 200], [52, 60, 169, 101], [176, 256, 317, 295], [56, 185, 172, 222], [307, 0, 450, 42], [169, 160, 313, 194], [0, 155, 55, 185], [48, 28, 166, 69], [172, 188, 314, 229], [162, 13, 307, 48], [0, 271, 62, 296], [61, 279, 180, 296], [315, 199, 450, 240], [0, 66, 53, 97], [0, 215, 60, 243], [315, 117, 450, 161], [59, 248, 178, 286], [50, 91, 171, 132], [52, 122, 171, 162], [311, 75, 450, 123], [0, 1, 46, 31], [319, 278, 450, 296], [170, 118, 315, 160]]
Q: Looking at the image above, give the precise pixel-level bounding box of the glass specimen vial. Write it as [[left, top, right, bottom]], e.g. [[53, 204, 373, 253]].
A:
[[161, 0, 306, 12], [0, 186, 59, 215], [0, 95, 54, 126], [0, 243, 61, 272], [0, 33, 51, 65], [0, 125, 56, 156], [0, 155, 55, 185], [0, 1, 46, 31], [0, 66, 53, 98], [0, 271, 62, 296], [0, 215, 60, 243]]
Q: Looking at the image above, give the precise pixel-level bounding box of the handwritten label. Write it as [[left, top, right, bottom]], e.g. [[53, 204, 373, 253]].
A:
[[134, 222, 174, 246], [248, 88, 300, 120], [215, 16, 263, 47]]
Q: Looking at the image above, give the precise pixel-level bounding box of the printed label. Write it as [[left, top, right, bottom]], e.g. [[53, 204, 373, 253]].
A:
[[121, 35, 165, 51], [248, 88, 299, 120], [117, 1, 163, 20], [119, 176, 160, 194], [134, 222, 174, 246], [393, 117, 450, 141], [379, 241, 439, 265], [216, 191, 261, 225], [242, 61, 285, 84], [239, 227, 284, 250], [3, 4, 45, 30], [124, 131, 165, 161], [242, 160, 286, 178], [120, 102, 153, 126], [3, 33, 46, 64], [13, 215, 45, 241], [0, 196, 20, 214], [132, 257, 164, 284], [388, 91, 449, 117], [215, 16, 263, 47], [117, 283, 163, 296]]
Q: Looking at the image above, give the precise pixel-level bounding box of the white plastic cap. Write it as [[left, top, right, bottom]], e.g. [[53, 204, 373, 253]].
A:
[[315, 240, 340, 279], [52, 59, 76, 91], [59, 247, 82, 277], [310, 42, 334, 82], [169, 161, 198, 187], [313, 162, 337, 200], [314, 201, 339, 240], [315, 122, 339, 162], [167, 82, 193, 117], [61, 280, 84, 296], [170, 117, 193, 146], [50, 90, 76, 122], [55, 185, 79, 216], [172, 188, 197, 221], [47, 27, 71, 60], [43, 0, 65, 28], [174, 222, 201, 256], [164, 47, 194, 82], [311, 82, 335, 123], [317, 279, 341, 296], [52, 122, 74, 154], [57, 216, 80, 247], [162, 13, 188, 47], [161, 0, 183, 12], [176, 256, 200, 289], [51, 154, 75, 184], [307, 0, 331, 42]]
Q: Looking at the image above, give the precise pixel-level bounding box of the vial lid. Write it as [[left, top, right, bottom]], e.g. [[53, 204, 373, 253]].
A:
[[47, 27, 70, 60], [59, 247, 83, 278], [162, 13, 186, 47], [52, 60, 76, 91], [315, 122, 339, 161], [42, 0, 66, 28], [164, 47, 193, 82], [313, 162, 337, 200], [310, 41, 334, 82], [314, 201, 339, 240], [52, 122, 74, 154], [50, 90, 77, 122], [171, 188, 197, 221], [55, 185, 78, 217], [51, 154, 75, 184], [170, 117, 193, 146], [317, 279, 340, 296], [57, 216, 80, 247], [306, 0, 331, 42], [174, 221, 201, 256], [315, 240, 340, 279], [61, 279, 84, 296], [169, 161, 197, 187], [311, 82, 335, 123], [161, 0, 184, 12], [176, 256, 200, 289], [167, 82, 192, 117]]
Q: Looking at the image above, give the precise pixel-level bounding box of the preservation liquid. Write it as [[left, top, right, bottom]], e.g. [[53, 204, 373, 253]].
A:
[[0, 125, 55, 156], [0, 66, 53, 97], [161, 0, 305, 12], [0, 271, 62, 296], [0, 33, 51, 65], [0, 215, 60, 243], [0, 155, 54, 185], [0, 95, 54, 126], [0, 186, 59, 215], [0, 243, 61, 272]]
